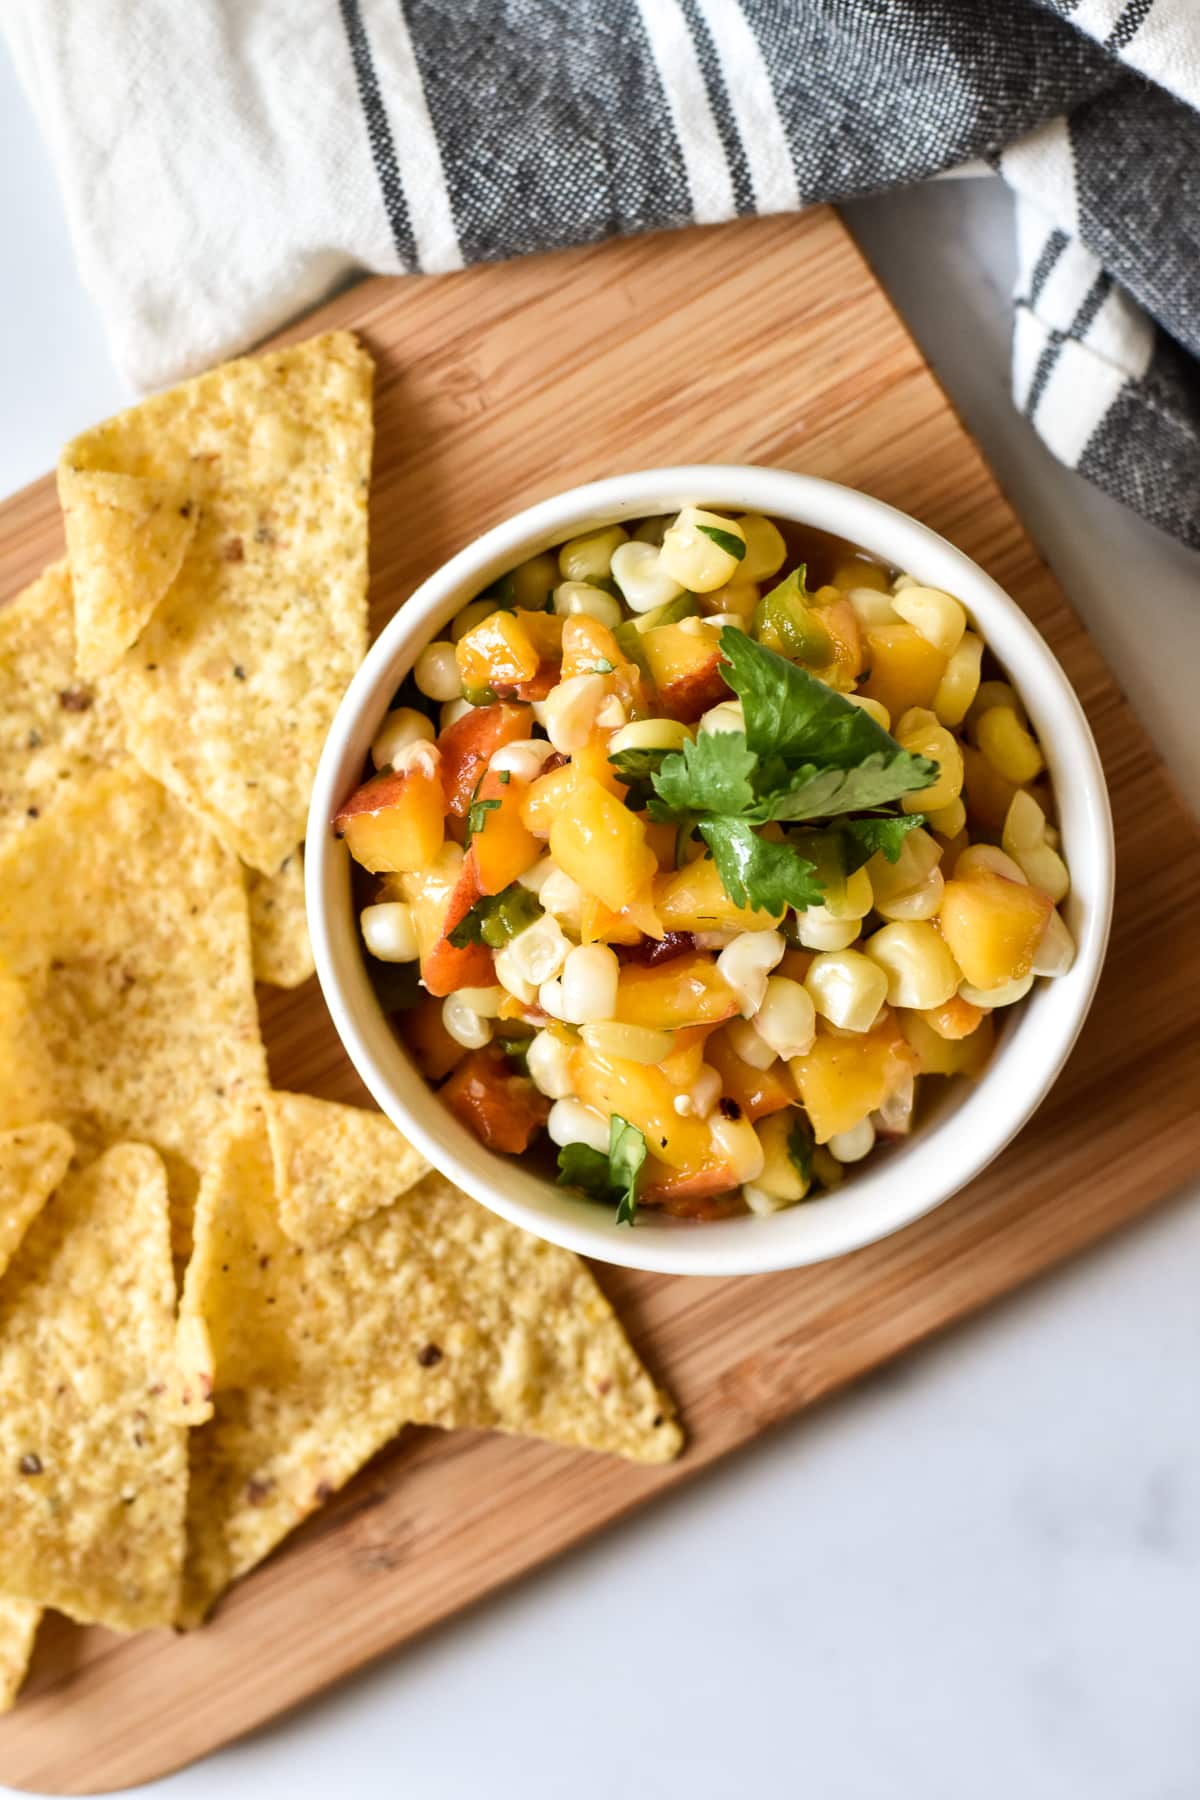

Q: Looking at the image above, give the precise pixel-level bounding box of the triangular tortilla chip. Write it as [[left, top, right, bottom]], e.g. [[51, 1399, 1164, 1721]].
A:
[[245, 852, 314, 989], [0, 1122, 73, 1284], [178, 1100, 681, 1623], [0, 1598, 40, 1713], [266, 1091, 427, 1249], [58, 468, 197, 677], [0, 761, 267, 1254], [0, 562, 123, 854], [0, 1144, 187, 1630], [59, 332, 373, 873]]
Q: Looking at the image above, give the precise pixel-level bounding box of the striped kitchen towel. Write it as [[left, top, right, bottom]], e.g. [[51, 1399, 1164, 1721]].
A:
[[5, 0, 1199, 546]]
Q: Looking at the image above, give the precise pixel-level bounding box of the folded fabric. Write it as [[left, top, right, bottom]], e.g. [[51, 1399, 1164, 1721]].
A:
[[5, 0, 1199, 546]]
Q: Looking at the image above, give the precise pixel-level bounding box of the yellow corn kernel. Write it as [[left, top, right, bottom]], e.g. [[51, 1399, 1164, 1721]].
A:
[[700, 579, 760, 619], [933, 630, 984, 727], [1014, 841, 1070, 903], [864, 920, 961, 1010], [558, 524, 628, 583], [734, 514, 787, 583], [874, 865, 944, 922], [976, 707, 1044, 785], [844, 691, 891, 732], [895, 707, 965, 813], [753, 1110, 810, 1202], [927, 797, 966, 839], [510, 552, 560, 609], [658, 508, 747, 592], [892, 586, 966, 657], [866, 826, 942, 910], [1001, 788, 1046, 857], [966, 679, 1023, 732], [832, 557, 890, 594]]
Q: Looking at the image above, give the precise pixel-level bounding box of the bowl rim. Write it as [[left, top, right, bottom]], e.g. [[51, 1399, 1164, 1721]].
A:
[[306, 464, 1115, 1277]]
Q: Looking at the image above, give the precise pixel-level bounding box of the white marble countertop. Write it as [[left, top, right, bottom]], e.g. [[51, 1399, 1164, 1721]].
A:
[[3, 47, 1199, 1800]]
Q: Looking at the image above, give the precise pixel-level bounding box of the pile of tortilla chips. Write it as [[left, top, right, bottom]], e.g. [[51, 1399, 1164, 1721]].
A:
[[0, 334, 681, 1712]]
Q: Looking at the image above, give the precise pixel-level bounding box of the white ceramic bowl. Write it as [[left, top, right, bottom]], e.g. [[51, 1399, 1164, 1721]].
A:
[[307, 467, 1113, 1276]]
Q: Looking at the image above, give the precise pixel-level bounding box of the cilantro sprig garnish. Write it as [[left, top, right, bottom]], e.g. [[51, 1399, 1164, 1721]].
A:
[[630, 628, 938, 916], [556, 1114, 647, 1227]]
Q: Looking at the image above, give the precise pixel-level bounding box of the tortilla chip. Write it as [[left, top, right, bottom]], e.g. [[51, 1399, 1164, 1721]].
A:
[[0, 1597, 40, 1712], [0, 1122, 73, 1284], [246, 852, 314, 989], [178, 1100, 680, 1622], [59, 332, 373, 873], [0, 562, 123, 853], [0, 1144, 186, 1630], [58, 469, 197, 677], [266, 1091, 427, 1249], [0, 761, 267, 1253]]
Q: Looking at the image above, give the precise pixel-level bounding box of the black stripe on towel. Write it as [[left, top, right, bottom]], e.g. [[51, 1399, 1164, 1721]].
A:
[[1028, 228, 1069, 307], [678, 0, 756, 214], [338, 0, 419, 269], [1024, 268, 1113, 420], [1106, 0, 1155, 54]]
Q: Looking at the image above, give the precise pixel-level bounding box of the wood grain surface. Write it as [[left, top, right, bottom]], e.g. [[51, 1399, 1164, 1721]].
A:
[[1, 208, 1198, 1795]]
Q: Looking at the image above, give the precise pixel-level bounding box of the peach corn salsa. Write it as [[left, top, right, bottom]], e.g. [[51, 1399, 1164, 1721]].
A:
[[334, 508, 1075, 1224]]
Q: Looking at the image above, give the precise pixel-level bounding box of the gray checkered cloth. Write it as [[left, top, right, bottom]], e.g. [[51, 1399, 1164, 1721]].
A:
[[7, 0, 1199, 545]]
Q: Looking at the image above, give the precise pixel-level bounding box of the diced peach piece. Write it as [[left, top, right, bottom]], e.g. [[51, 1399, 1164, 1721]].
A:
[[659, 1024, 717, 1090], [515, 609, 564, 661], [441, 1046, 550, 1153], [655, 853, 781, 933], [640, 1159, 742, 1212], [918, 994, 988, 1040], [937, 874, 1053, 990], [550, 777, 657, 912], [399, 994, 466, 1082], [333, 763, 444, 874], [573, 730, 629, 798], [561, 615, 624, 680], [790, 1014, 919, 1143], [645, 820, 678, 867], [579, 895, 644, 946], [706, 1028, 796, 1122], [641, 622, 729, 723], [520, 760, 576, 836], [615, 954, 737, 1030], [898, 1008, 995, 1077], [860, 622, 947, 720], [456, 611, 540, 691], [438, 701, 530, 817], [411, 851, 495, 997], [570, 1045, 713, 1172], [962, 744, 1022, 833], [468, 767, 541, 895]]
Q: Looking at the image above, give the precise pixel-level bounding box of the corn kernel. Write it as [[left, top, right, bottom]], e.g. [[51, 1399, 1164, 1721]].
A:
[[976, 707, 1045, 785], [958, 972, 1035, 1008], [827, 1116, 876, 1163], [874, 865, 945, 922], [927, 797, 967, 839], [892, 586, 966, 656], [1014, 841, 1070, 903], [896, 707, 964, 813], [933, 631, 984, 728], [955, 843, 1027, 884], [844, 691, 892, 731], [864, 921, 961, 1010], [805, 950, 888, 1032], [510, 553, 559, 609], [413, 641, 463, 702], [558, 524, 628, 584], [734, 514, 787, 582], [610, 540, 685, 614], [1032, 909, 1075, 977], [370, 706, 436, 770], [753, 976, 817, 1059], [659, 507, 748, 593]]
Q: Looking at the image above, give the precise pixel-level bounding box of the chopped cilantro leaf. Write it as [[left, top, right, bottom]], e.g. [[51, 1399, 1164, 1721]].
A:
[[498, 769, 512, 785], [841, 812, 926, 867], [650, 731, 757, 819], [699, 819, 824, 914], [787, 1118, 814, 1188], [697, 523, 747, 562], [463, 795, 500, 849], [556, 1113, 647, 1227]]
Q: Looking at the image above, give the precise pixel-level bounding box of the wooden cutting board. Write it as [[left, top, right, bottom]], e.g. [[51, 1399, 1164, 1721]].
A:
[[2, 207, 1198, 1795]]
